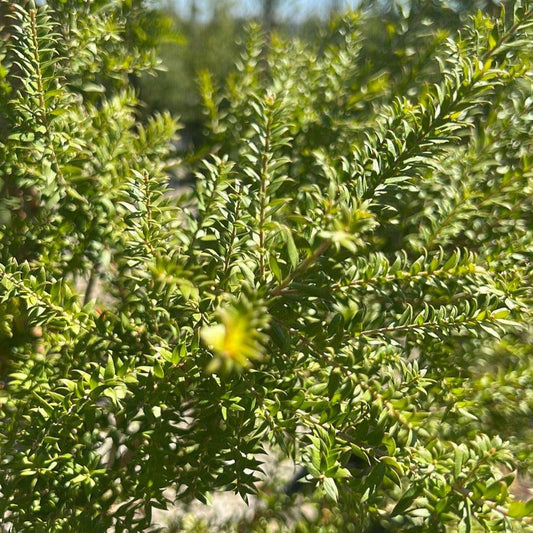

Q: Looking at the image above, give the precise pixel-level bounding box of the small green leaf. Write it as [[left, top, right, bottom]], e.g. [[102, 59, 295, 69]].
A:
[[268, 254, 282, 282], [508, 499, 533, 518], [153, 361, 164, 379], [322, 477, 338, 501], [104, 357, 116, 380], [286, 231, 298, 269]]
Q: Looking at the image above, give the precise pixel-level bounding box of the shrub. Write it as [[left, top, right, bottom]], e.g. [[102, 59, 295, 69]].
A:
[[0, 1, 532, 531]]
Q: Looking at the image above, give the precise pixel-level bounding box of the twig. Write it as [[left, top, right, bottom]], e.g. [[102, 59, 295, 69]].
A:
[[271, 240, 331, 297]]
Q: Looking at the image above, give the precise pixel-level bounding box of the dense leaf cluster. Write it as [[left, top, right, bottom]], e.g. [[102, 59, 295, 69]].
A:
[[0, 1, 532, 531]]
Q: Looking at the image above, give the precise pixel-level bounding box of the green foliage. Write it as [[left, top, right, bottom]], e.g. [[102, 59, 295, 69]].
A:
[[1, 1, 533, 532], [138, 0, 240, 134]]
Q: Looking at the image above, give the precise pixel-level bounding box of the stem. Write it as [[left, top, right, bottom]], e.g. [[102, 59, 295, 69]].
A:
[[332, 263, 469, 292], [271, 240, 331, 297], [29, 9, 47, 125], [142, 172, 156, 256], [221, 185, 242, 287], [28, 8, 88, 204], [83, 265, 98, 305], [355, 316, 480, 338], [259, 113, 272, 282], [184, 159, 229, 268], [28, 11, 62, 187]]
